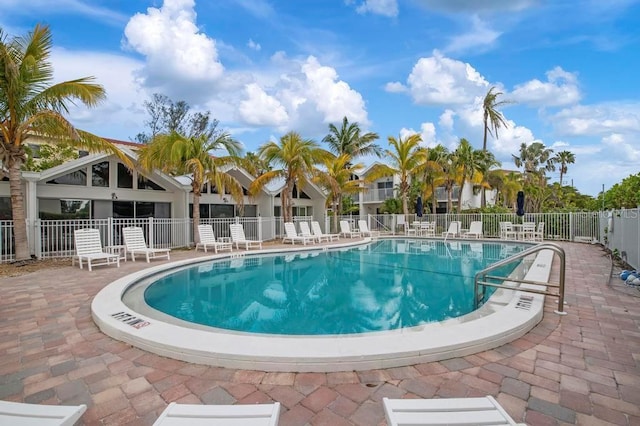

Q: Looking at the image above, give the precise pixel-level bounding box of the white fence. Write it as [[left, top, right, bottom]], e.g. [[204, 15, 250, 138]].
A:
[[0, 212, 602, 263], [601, 208, 640, 270]]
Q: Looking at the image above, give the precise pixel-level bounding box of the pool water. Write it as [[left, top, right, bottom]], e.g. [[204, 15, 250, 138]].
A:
[[142, 240, 526, 335]]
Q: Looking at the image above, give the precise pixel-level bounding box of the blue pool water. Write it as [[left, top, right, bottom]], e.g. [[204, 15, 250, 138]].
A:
[[142, 240, 527, 335]]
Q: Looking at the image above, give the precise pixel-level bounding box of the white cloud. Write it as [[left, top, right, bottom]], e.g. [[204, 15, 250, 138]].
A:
[[413, 0, 536, 13], [239, 84, 288, 127], [352, 0, 399, 17], [384, 81, 407, 93], [0, 0, 128, 25], [511, 66, 581, 107], [553, 103, 640, 136], [602, 133, 640, 161], [439, 109, 456, 130], [444, 15, 501, 53], [247, 39, 261, 51], [123, 0, 224, 102], [402, 50, 490, 105]]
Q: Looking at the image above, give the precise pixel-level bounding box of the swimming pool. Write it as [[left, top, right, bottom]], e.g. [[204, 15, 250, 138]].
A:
[[138, 240, 527, 335], [93, 237, 552, 371]]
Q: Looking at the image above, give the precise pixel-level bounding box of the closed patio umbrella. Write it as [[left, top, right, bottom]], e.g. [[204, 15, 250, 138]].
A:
[[415, 196, 423, 218], [516, 191, 525, 217]]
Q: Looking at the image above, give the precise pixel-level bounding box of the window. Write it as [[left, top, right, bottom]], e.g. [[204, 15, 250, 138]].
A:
[[113, 201, 170, 218], [210, 204, 234, 218], [46, 169, 87, 186], [39, 199, 90, 219], [92, 161, 109, 187], [117, 163, 133, 188], [0, 197, 11, 220], [137, 175, 165, 191]]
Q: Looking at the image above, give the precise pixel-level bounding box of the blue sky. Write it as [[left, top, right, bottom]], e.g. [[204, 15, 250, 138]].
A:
[[1, 0, 639, 196]]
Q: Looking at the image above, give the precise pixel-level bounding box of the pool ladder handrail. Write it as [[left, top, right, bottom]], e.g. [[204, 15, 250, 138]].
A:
[[474, 242, 567, 315]]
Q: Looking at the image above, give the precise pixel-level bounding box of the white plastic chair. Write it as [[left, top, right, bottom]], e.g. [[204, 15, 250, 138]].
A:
[[462, 221, 483, 239], [229, 223, 263, 250], [383, 396, 521, 426], [520, 222, 536, 241], [339, 220, 361, 238], [358, 220, 380, 237], [73, 228, 120, 271], [0, 400, 87, 426], [196, 224, 233, 253], [298, 222, 319, 243], [533, 222, 545, 241], [311, 221, 339, 242], [442, 221, 461, 238], [499, 222, 517, 240], [122, 227, 171, 263], [153, 402, 281, 425], [282, 222, 314, 245]]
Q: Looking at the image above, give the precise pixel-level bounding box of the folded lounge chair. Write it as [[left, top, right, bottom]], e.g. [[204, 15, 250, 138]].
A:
[[153, 402, 281, 426], [311, 221, 339, 242], [122, 227, 171, 263], [339, 220, 361, 238], [229, 224, 263, 250], [383, 396, 521, 426], [298, 222, 319, 242], [282, 222, 314, 245], [196, 224, 233, 253], [73, 228, 120, 271], [0, 400, 87, 426], [462, 221, 483, 239], [358, 220, 380, 237], [442, 221, 461, 238]]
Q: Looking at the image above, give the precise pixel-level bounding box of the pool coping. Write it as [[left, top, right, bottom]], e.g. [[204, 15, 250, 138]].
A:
[[91, 238, 553, 372]]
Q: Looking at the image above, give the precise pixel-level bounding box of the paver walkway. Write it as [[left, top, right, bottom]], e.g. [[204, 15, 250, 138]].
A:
[[0, 242, 639, 425]]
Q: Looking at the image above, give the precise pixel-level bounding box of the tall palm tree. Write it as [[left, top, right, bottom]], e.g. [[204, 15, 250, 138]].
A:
[[238, 151, 271, 177], [421, 144, 448, 214], [137, 129, 243, 242], [475, 150, 501, 206], [453, 138, 485, 212], [369, 134, 427, 215], [250, 131, 329, 222], [481, 86, 510, 207], [0, 24, 128, 260], [501, 172, 523, 209], [439, 151, 461, 213], [512, 142, 555, 182], [322, 116, 382, 159], [553, 150, 575, 186], [313, 153, 365, 232]]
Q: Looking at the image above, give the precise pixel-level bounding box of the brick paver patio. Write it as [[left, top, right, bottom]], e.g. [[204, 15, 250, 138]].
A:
[[1, 242, 639, 425]]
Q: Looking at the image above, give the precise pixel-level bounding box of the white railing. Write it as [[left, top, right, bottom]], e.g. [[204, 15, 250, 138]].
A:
[[0, 212, 604, 263]]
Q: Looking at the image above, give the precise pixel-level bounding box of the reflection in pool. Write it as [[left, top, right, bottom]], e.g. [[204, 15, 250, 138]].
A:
[[141, 240, 527, 335]]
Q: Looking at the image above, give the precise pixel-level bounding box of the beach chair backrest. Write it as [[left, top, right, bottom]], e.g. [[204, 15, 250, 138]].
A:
[[197, 224, 216, 244], [340, 220, 351, 234], [469, 221, 482, 234], [311, 221, 324, 237], [299, 222, 313, 237], [229, 224, 246, 242], [284, 222, 298, 238], [358, 220, 369, 233], [74, 229, 104, 256], [122, 227, 148, 251]]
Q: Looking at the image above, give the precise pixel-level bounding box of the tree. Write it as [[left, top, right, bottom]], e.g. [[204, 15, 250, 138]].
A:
[[322, 116, 382, 159], [421, 144, 448, 214], [604, 173, 640, 209], [137, 118, 243, 243], [553, 150, 575, 186], [474, 150, 501, 207], [238, 151, 271, 177], [134, 93, 212, 144], [453, 138, 485, 212], [312, 153, 365, 232], [23, 143, 79, 171], [368, 134, 427, 215], [0, 24, 127, 260], [512, 142, 556, 213], [481, 86, 510, 207], [250, 132, 329, 223]]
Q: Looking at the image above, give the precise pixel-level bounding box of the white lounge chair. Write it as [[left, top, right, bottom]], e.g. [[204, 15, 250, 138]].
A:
[[196, 224, 233, 253], [442, 221, 461, 238], [153, 402, 281, 425], [383, 396, 520, 426], [299, 222, 319, 242], [533, 222, 545, 241], [462, 221, 483, 239], [311, 221, 339, 242], [72, 228, 120, 271], [0, 400, 87, 426], [340, 220, 361, 238], [282, 222, 314, 245], [358, 220, 380, 237], [229, 223, 263, 250], [122, 227, 171, 263]]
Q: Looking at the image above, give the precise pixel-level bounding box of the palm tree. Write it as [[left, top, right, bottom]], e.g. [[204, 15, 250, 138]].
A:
[[512, 142, 555, 182], [481, 86, 510, 207], [453, 138, 486, 212], [422, 144, 448, 214], [322, 116, 382, 159], [238, 151, 271, 177], [369, 134, 427, 215], [0, 24, 128, 260], [137, 128, 243, 242], [250, 131, 329, 222], [475, 150, 501, 206], [553, 150, 575, 186], [313, 153, 365, 232], [501, 171, 523, 209]]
